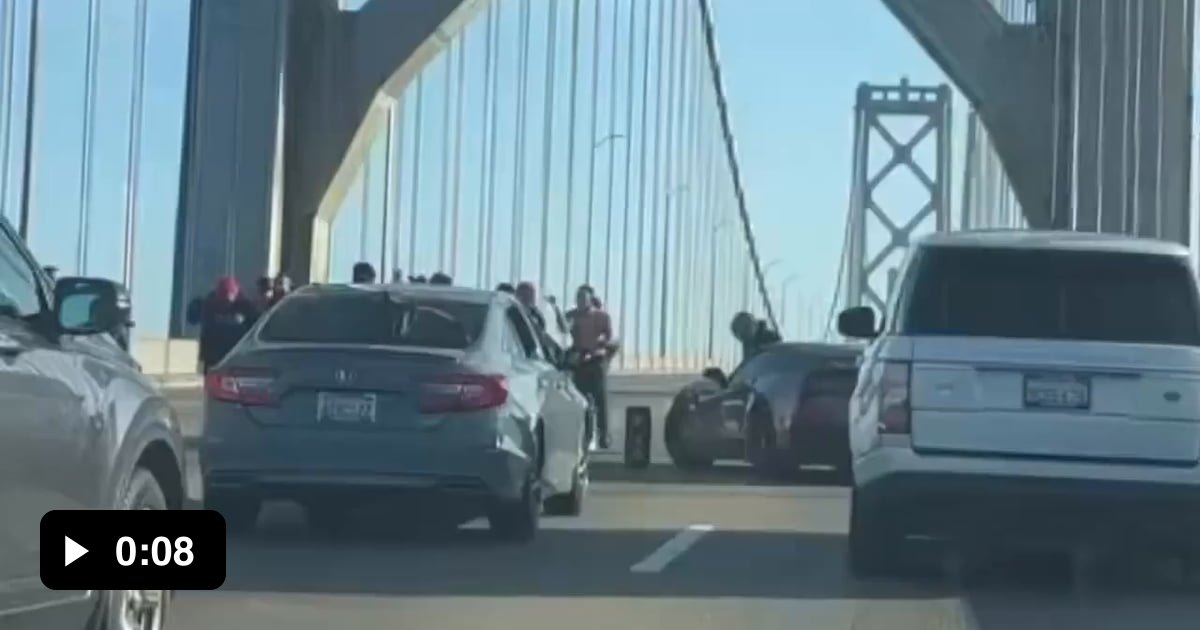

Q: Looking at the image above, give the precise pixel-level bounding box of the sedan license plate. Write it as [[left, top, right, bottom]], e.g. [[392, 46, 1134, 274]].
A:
[[1023, 374, 1090, 410], [318, 392, 378, 424]]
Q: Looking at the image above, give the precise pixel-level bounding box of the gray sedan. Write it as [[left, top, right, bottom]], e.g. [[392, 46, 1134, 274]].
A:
[[200, 283, 588, 542]]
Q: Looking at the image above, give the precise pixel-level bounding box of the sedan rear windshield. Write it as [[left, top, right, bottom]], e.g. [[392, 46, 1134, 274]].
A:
[[901, 246, 1200, 346], [260, 292, 488, 349]]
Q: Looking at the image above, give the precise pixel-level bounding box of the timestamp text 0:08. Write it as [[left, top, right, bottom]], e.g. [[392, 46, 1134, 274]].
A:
[[115, 536, 195, 567]]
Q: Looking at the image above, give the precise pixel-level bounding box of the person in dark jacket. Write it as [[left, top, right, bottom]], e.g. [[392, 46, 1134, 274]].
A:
[[731, 311, 781, 361], [352, 262, 377, 283], [253, 276, 273, 311], [190, 276, 258, 372]]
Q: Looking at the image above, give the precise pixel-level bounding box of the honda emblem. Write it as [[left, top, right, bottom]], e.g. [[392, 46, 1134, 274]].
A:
[[334, 369, 355, 384]]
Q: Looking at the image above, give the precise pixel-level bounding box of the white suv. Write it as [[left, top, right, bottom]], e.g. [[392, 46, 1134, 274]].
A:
[[838, 230, 1200, 578]]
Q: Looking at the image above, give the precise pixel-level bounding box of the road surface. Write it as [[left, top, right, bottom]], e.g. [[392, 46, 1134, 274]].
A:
[[168, 384, 1200, 630]]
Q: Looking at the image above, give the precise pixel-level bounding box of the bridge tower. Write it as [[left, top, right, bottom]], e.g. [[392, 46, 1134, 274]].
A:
[[840, 79, 952, 314]]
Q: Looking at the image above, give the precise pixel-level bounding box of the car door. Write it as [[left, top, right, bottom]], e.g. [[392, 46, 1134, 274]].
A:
[[0, 225, 97, 618], [506, 306, 580, 494]]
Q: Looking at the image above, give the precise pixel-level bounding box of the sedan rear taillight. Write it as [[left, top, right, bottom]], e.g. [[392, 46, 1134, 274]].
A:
[[878, 361, 911, 435], [205, 368, 276, 406], [419, 374, 508, 413]]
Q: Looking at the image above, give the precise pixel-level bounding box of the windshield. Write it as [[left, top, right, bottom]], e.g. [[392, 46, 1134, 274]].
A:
[[260, 292, 488, 349], [903, 247, 1200, 346]]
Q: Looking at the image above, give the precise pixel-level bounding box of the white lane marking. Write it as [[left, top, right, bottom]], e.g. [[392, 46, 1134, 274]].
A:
[[630, 523, 715, 573]]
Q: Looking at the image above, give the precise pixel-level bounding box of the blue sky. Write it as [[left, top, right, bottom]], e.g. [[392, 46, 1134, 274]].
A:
[[0, 0, 955, 348]]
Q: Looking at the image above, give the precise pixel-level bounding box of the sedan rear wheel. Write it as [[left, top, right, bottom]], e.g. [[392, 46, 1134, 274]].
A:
[[488, 477, 541, 543], [544, 462, 586, 516]]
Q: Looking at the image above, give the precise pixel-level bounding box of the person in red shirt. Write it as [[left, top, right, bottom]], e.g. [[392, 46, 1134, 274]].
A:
[[567, 284, 614, 449]]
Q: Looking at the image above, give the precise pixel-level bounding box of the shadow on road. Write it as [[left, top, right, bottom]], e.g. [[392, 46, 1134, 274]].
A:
[[590, 461, 847, 488], [217, 524, 946, 601]]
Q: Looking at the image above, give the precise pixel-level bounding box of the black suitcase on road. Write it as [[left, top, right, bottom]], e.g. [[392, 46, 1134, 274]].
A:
[[624, 406, 651, 469]]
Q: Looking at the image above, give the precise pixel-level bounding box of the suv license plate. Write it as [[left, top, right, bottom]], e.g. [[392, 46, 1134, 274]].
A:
[[1023, 374, 1090, 410]]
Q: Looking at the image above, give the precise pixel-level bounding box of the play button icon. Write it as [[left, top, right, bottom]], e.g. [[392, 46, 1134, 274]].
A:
[[64, 536, 88, 567]]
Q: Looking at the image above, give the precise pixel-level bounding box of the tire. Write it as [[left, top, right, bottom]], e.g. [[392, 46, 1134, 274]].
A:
[[96, 468, 171, 630], [206, 490, 260, 536], [544, 462, 586, 516], [664, 399, 714, 470], [488, 477, 541, 542], [847, 488, 905, 579]]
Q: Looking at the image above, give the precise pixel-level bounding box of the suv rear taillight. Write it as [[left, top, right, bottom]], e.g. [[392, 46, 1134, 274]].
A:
[[419, 374, 508, 413], [878, 361, 911, 434], [205, 368, 276, 406]]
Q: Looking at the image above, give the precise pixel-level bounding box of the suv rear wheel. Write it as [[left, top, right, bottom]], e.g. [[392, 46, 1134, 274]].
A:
[[847, 489, 906, 579]]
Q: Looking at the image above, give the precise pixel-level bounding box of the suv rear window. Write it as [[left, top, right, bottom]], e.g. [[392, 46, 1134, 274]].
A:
[[260, 292, 488, 349], [901, 246, 1200, 346]]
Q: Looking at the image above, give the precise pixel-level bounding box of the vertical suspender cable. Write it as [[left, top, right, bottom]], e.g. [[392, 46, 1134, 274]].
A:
[[122, 0, 149, 288], [439, 42, 455, 270], [407, 75, 424, 274], [1094, 0, 1108, 231], [17, 0, 40, 239], [602, 0, 621, 309], [449, 33, 468, 278], [646, 0, 667, 362], [0, 0, 16, 214], [696, 0, 776, 328], [1152, 0, 1166, 238], [391, 95, 406, 278], [77, 0, 102, 271], [658, 0, 680, 359], [359, 136, 371, 259], [583, 0, 602, 282], [477, 4, 496, 286], [633, 0, 653, 367], [1131, 1, 1145, 233], [617, 0, 639, 368], [380, 102, 394, 275], [510, 0, 531, 279], [561, 0, 582, 301], [537, 1, 559, 291], [483, 6, 502, 286], [1120, 0, 1132, 232]]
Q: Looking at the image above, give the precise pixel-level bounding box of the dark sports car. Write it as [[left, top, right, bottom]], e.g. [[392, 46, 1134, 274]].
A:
[[663, 342, 861, 478]]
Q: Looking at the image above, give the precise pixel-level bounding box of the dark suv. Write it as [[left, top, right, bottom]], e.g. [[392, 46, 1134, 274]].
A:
[[0, 218, 185, 629]]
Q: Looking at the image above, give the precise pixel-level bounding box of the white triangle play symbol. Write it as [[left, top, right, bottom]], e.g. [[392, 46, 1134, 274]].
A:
[[64, 536, 88, 567]]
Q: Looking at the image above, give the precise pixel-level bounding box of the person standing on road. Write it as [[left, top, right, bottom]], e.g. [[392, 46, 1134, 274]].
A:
[[567, 284, 614, 449], [191, 276, 258, 372]]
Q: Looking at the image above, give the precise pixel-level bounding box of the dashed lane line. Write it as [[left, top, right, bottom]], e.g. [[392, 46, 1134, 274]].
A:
[[630, 524, 715, 574]]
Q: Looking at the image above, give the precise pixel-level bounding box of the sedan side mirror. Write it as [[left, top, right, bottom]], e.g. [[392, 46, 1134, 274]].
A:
[[55, 277, 121, 335], [837, 306, 879, 339]]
